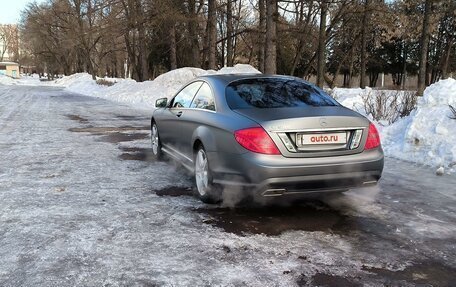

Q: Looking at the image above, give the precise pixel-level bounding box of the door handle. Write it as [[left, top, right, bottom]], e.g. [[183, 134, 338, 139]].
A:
[[176, 111, 183, 117]]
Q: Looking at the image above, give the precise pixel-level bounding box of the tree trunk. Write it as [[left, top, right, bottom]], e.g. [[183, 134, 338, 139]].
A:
[[207, 0, 217, 69], [401, 42, 407, 89], [136, 0, 148, 81], [188, 0, 200, 68], [264, 0, 277, 74], [226, 0, 234, 66], [138, 25, 149, 81], [417, 0, 432, 96], [316, 0, 327, 88], [425, 58, 431, 86], [348, 51, 355, 87], [343, 72, 349, 87], [369, 72, 378, 87], [360, 0, 370, 88], [441, 40, 453, 79], [169, 23, 177, 70], [219, 18, 225, 66], [258, 0, 266, 72], [124, 33, 136, 79], [441, 1, 455, 79]]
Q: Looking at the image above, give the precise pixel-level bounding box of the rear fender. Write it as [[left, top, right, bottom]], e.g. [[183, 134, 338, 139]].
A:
[[192, 126, 216, 153]]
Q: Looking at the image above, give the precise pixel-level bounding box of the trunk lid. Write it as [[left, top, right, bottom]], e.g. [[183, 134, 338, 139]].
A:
[[234, 106, 370, 158]]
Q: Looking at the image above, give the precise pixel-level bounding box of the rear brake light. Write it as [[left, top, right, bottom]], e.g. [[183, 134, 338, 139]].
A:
[[234, 127, 281, 155], [365, 123, 381, 150]]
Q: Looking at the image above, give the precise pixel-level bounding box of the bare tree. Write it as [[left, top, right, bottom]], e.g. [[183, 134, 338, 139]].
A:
[[18, 0, 456, 86], [0, 25, 19, 62]]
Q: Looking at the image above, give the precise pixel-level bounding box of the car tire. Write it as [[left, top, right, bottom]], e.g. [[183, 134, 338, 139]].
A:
[[151, 122, 163, 160], [194, 145, 221, 204]]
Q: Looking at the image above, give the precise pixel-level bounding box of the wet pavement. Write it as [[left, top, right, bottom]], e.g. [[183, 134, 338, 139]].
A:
[[0, 85, 455, 286], [196, 204, 348, 235]]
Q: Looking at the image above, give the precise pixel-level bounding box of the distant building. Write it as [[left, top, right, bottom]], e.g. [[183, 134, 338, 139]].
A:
[[0, 62, 20, 78], [21, 65, 36, 74]]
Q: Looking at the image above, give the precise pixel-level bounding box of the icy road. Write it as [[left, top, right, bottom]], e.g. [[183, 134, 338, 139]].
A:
[[0, 85, 455, 286]]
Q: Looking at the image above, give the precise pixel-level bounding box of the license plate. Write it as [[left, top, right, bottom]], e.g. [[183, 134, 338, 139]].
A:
[[296, 132, 347, 146]]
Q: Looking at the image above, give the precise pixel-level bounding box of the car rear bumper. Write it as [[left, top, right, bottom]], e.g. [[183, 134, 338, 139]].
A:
[[208, 148, 384, 196]]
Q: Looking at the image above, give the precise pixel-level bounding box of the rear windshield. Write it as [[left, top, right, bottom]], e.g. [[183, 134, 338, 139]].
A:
[[226, 78, 339, 109]]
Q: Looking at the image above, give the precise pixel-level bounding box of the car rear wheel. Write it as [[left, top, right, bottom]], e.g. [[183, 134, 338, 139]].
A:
[[151, 122, 163, 160], [195, 145, 220, 203]]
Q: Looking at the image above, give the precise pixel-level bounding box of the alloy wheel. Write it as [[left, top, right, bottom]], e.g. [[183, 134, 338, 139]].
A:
[[195, 148, 209, 196]]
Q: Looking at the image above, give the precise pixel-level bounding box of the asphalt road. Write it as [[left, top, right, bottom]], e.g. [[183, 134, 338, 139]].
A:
[[0, 85, 455, 286]]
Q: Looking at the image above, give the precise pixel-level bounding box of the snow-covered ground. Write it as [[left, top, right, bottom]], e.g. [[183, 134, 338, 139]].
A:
[[2, 68, 455, 173], [1, 84, 455, 286]]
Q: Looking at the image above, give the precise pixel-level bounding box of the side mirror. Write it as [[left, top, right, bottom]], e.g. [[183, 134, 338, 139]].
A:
[[155, 97, 168, 108]]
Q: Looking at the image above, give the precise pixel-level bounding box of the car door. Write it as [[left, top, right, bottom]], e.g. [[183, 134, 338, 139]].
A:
[[158, 81, 203, 156], [179, 82, 216, 159]]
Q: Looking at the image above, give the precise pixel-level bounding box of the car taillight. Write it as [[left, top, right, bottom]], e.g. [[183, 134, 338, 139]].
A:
[[365, 123, 381, 150], [234, 127, 281, 155]]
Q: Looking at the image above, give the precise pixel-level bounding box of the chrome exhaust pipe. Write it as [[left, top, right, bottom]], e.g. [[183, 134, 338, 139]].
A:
[[362, 180, 378, 186], [262, 188, 286, 197]]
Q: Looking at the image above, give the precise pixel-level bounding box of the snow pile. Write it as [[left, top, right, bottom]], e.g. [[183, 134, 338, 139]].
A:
[[53, 64, 260, 109], [53, 73, 111, 94], [382, 78, 456, 171], [0, 74, 16, 85], [331, 87, 414, 124], [331, 80, 456, 172]]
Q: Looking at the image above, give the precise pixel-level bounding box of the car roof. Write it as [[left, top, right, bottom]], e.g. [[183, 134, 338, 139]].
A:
[[198, 73, 301, 86]]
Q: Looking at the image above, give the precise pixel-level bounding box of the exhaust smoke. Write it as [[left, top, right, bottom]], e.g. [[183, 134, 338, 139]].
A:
[[322, 185, 383, 216]]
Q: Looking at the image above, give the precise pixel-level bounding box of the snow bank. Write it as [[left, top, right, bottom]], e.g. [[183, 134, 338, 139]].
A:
[[331, 80, 456, 172], [54, 64, 260, 110], [330, 87, 415, 124], [382, 78, 456, 172], [0, 74, 16, 85]]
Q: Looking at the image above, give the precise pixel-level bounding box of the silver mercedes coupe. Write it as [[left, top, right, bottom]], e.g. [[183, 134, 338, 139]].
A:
[[151, 74, 384, 203]]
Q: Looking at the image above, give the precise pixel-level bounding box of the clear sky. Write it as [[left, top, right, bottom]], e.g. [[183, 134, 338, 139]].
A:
[[0, 0, 45, 24]]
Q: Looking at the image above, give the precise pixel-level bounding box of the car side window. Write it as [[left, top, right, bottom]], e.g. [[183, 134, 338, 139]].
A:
[[190, 82, 215, 111], [171, 81, 203, 108]]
